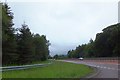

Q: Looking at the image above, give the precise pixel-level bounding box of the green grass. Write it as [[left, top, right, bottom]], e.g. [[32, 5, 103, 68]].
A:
[[0, 73, 1, 79], [2, 61, 93, 78]]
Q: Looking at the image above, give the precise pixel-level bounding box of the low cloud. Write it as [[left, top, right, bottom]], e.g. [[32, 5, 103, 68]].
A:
[[7, 2, 117, 56]]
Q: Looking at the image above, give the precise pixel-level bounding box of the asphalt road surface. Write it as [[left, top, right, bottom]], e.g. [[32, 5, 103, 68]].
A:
[[60, 59, 119, 78]]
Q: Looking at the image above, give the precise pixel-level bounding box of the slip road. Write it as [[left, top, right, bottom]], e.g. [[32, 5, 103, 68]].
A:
[[60, 59, 119, 78]]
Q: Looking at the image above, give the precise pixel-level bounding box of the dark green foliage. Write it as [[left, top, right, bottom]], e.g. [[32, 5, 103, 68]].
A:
[[2, 3, 18, 65], [33, 34, 50, 61], [53, 54, 67, 59], [16, 23, 35, 64], [48, 55, 52, 59], [84, 39, 94, 57], [33, 34, 42, 61], [53, 54, 59, 59], [94, 23, 120, 57], [67, 50, 76, 58], [2, 4, 50, 65], [16, 25, 50, 64], [67, 23, 120, 58]]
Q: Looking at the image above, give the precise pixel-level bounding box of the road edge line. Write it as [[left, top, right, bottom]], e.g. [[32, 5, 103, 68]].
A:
[[84, 66, 100, 78]]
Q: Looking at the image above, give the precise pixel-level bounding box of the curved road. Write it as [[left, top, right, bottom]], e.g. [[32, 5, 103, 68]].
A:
[[60, 59, 119, 78]]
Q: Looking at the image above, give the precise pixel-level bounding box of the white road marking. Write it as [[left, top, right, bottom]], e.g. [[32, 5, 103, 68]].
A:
[[103, 67, 107, 68], [86, 63, 118, 71], [96, 66, 100, 68], [60, 60, 119, 71]]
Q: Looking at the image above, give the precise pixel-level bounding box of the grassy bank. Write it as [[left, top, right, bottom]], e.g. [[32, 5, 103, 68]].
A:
[[2, 61, 93, 78]]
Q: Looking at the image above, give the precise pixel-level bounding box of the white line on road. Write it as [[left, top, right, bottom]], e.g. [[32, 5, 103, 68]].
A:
[[59, 60, 120, 71], [80, 62, 119, 71], [88, 64, 119, 71]]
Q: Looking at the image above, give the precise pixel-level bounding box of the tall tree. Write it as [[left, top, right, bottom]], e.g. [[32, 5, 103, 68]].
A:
[[33, 34, 50, 61], [84, 39, 94, 57], [17, 23, 34, 64], [2, 3, 51, 65], [94, 23, 120, 57], [67, 23, 120, 58], [2, 4, 18, 65], [33, 34, 42, 61], [39, 35, 50, 61]]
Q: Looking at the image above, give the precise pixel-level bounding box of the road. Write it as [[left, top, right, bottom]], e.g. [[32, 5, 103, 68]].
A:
[[60, 59, 119, 78]]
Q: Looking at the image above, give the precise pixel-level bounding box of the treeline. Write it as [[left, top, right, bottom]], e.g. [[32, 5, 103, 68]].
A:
[[2, 4, 50, 65], [67, 23, 120, 58], [53, 54, 67, 59]]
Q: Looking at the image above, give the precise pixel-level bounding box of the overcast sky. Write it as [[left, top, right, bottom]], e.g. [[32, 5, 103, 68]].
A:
[[2, 0, 118, 56]]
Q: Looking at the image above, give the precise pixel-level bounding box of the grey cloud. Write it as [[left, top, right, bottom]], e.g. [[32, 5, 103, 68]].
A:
[[8, 2, 117, 56]]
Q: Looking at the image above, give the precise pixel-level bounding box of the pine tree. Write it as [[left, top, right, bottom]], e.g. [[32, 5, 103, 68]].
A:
[[17, 23, 34, 64], [2, 4, 18, 65]]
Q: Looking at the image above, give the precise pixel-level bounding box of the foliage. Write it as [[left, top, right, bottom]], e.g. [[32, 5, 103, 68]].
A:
[[67, 23, 120, 58], [2, 3, 18, 65], [53, 54, 67, 59], [94, 23, 120, 57], [2, 4, 50, 65], [16, 23, 35, 64], [33, 34, 50, 61]]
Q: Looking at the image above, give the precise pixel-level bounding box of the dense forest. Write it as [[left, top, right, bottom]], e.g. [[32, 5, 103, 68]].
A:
[[2, 3, 50, 65], [67, 23, 120, 58]]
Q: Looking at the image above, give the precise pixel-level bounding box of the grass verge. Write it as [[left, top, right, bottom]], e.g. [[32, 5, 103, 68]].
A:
[[2, 61, 93, 78]]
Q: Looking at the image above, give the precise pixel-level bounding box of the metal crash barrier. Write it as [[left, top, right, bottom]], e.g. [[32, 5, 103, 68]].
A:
[[0, 63, 52, 72]]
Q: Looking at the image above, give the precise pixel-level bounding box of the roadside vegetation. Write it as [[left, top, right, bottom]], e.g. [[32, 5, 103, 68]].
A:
[[2, 2, 119, 66], [67, 23, 119, 58], [2, 3, 50, 66], [2, 61, 93, 78], [1, 2, 119, 79]]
